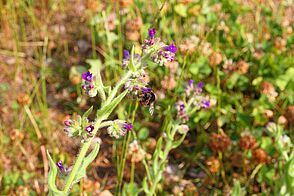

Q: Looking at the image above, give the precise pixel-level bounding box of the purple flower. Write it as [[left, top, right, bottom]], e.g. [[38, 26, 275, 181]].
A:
[[56, 160, 65, 172], [123, 123, 133, 131], [188, 79, 194, 87], [141, 87, 152, 93], [202, 100, 210, 108], [165, 43, 177, 54], [148, 28, 156, 39], [176, 101, 189, 123], [85, 124, 94, 135], [64, 119, 72, 127], [195, 82, 203, 94], [197, 82, 203, 89], [179, 103, 185, 111], [82, 71, 93, 82], [123, 49, 130, 59]]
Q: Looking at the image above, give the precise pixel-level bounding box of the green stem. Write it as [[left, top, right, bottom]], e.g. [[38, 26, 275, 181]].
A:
[[148, 125, 178, 196], [63, 70, 132, 194], [103, 71, 132, 107], [63, 117, 104, 194], [130, 161, 135, 184]]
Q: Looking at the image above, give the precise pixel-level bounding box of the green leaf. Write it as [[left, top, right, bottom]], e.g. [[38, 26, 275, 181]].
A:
[[231, 180, 241, 196], [128, 45, 136, 72], [275, 67, 294, 90], [261, 137, 275, 155], [174, 4, 187, 17], [97, 90, 128, 117], [138, 127, 149, 140], [227, 73, 240, 89], [142, 177, 150, 194], [46, 151, 64, 195], [73, 142, 100, 184], [82, 106, 93, 119], [87, 59, 106, 100], [152, 137, 163, 174], [86, 59, 102, 75], [122, 182, 140, 196], [171, 134, 186, 149]]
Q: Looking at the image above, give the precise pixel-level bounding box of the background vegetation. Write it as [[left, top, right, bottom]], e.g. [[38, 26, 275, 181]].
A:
[[0, 0, 293, 195]]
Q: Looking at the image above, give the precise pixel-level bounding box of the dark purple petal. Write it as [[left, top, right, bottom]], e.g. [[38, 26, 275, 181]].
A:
[[180, 103, 185, 111], [64, 120, 72, 127], [148, 28, 156, 39], [123, 123, 133, 131], [188, 79, 194, 86], [197, 82, 203, 89], [82, 71, 93, 82], [123, 49, 130, 59], [202, 100, 210, 108], [85, 124, 94, 134], [165, 43, 177, 54], [56, 160, 64, 171], [141, 87, 152, 93], [89, 84, 94, 89]]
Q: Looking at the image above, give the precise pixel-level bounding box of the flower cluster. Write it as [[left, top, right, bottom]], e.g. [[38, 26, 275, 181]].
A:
[[122, 49, 141, 69], [176, 101, 189, 123], [127, 140, 146, 163], [107, 120, 133, 139], [124, 70, 150, 94], [176, 80, 211, 124], [239, 133, 257, 150], [253, 148, 269, 164], [177, 124, 189, 134], [81, 71, 98, 97], [209, 133, 231, 153], [63, 115, 94, 139], [142, 28, 177, 66]]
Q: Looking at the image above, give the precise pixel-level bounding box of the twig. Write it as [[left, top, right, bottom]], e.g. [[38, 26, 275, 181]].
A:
[[24, 105, 42, 139]]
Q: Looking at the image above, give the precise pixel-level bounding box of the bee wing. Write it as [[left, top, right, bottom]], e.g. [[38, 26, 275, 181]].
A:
[[149, 103, 154, 115]]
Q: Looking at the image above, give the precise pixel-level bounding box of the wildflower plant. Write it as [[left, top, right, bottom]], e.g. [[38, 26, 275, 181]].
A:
[[46, 29, 178, 195], [141, 80, 211, 195]]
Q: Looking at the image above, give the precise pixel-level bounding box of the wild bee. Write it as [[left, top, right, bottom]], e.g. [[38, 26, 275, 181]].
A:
[[139, 88, 156, 115]]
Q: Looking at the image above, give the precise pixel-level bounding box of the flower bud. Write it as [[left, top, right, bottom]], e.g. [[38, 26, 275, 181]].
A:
[[107, 120, 132, 139], [177, 124, 189, 134]]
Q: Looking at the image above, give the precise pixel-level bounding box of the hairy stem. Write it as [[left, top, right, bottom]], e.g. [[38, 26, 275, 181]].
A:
[[63, 117, 104, 194], [63, 71, 132, 194]]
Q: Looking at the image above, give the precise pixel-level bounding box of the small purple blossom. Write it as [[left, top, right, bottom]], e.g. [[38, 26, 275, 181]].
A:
[[176, 101, 189, 123], [202, 100, 210, 108], [64, 119, 72, 127], [195, 81, 203, 94], [186, 79, 195, 96], [197, 82, 203, 89], [85, 124, 94, 135], [188, 79, 194, 86], [123, 49, 130, 59], [123, 123, 133, 131], [56, 160, 65, 172], [81, 71, 97, 97], [82, 71, 93, 82], [179, 103, 185, 111], [148, 28, 156, 39], [141, 87, 152, 93], [165, 43, 177, 54]]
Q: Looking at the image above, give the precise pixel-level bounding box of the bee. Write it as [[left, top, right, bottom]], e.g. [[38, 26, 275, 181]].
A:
[[138, 88, 156, 115]]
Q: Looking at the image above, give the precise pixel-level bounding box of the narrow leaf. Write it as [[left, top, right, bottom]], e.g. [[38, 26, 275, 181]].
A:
[[73, 142, 100, 184], [82, 106, 93, 119], [128, 45, 136, 72], [46, 150, 64, 195], [97, 90, 128, 117]]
